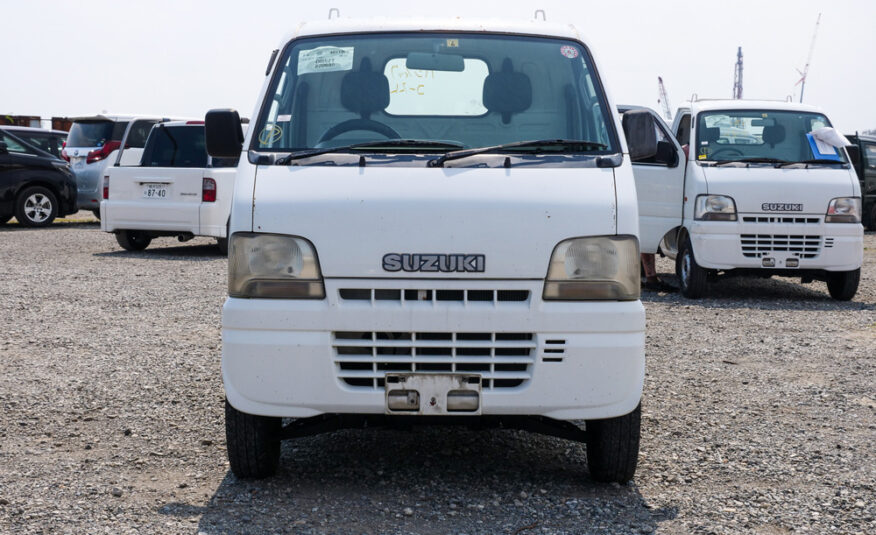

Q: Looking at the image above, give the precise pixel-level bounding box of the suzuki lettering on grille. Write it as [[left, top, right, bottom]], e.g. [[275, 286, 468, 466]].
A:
[[762, 203, 803, 212], [382, 253, 485, 273]]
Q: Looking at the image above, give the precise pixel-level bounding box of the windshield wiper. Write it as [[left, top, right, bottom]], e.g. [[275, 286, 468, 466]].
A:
[[428, 139, 608, 168], [775, 159, 846, 168], [713, 157, 788, 166], [275, 139, 464, 165]]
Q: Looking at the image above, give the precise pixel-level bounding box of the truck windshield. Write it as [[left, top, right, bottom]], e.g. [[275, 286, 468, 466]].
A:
[[252, 32, 618, 157], [695, 110, 846, 164]]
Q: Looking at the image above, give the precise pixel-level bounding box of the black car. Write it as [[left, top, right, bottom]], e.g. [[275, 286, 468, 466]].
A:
[[0, 129, 78, 227], [0, 125, 68, 160]]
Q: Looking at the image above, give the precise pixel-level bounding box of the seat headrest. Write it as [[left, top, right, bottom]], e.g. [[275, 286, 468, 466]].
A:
[[483, 58, 532, 124], [762, 124, 786, 147], [340, 58, 390, 119], [701, 126, 720, 144]]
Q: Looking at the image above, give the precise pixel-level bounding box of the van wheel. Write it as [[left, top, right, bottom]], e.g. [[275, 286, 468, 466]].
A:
[[225, 399, 281, 479], [216, 237, 228, 255], [91, 209, 101, 221], [826, 269, 860, 301], [15, 186, 58, 227], [676, 237, 708, 298], [586, 403, 641, 483], [116, 230, 152, 251]]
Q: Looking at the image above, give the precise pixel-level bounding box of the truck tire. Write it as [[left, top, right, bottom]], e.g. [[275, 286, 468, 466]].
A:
[[15, 186, 58, 227], [826, 269, 860, 301], [216, 238, 228, 255], [586, 403, 641, 483], [91, 209, 101, 221], [225, 399, 281, 479], [115, 230, 152, 251], [676, 236, 708, 298]]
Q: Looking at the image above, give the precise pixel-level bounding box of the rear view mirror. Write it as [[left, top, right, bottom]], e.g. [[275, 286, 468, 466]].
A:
[[406, 52, 464, 72], [621, 110, 658, 161], [0, 142, 7, 155], [205, 109, 244, 158]]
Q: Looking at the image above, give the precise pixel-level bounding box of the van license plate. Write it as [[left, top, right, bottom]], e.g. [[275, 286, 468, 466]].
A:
[[142, 183, 168, 199], [385, 373, 481, 415]]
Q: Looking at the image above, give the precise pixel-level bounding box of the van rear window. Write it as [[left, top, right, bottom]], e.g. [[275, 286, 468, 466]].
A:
[[142, 126, 208, 168], [67, 121, 128, 148]]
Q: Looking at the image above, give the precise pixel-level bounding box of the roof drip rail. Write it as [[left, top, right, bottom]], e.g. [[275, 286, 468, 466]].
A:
[[533, 9, 546, 21], [328, 7, 340, 19]]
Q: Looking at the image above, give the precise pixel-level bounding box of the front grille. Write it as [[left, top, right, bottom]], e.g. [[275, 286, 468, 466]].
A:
[[742, 216, 820, 224], [740, 234, 821, 258], [339, 288, 529, 304], [333, 331, 535, 390]]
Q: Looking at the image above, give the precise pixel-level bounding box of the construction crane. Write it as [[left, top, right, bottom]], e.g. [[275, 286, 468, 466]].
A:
[[732, 47, 743, 99], [796, 13, 822, 103], [657, 76, 672, 120]]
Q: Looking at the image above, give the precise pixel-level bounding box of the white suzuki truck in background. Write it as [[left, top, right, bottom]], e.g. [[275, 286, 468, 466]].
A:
[[206, 18, 664, 483], [622, 100, 863, 300], [101, 121, 241, 253]]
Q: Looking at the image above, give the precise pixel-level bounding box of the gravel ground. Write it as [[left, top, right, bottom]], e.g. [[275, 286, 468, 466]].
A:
[[0, 212, 874, 535]]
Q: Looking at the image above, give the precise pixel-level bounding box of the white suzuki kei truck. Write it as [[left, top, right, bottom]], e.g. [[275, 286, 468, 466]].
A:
[[205, 18, 664, 483], [654, 100, 863, 300]]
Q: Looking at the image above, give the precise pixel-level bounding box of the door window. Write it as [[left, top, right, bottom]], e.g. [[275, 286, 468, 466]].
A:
[[126, 120, 157, 149]]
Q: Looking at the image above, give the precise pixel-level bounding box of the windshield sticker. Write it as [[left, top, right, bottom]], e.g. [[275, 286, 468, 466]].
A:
[[698, 154, 707, 160], [277, 114, 292, 122], [560, 46, 579, 59], [297, 46, 355, 75], [258, 124, 283, 144], [446, 39, 459, 48]]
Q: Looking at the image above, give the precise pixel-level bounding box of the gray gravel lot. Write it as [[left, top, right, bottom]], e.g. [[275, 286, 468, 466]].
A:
[[0, 213, 874, 534]]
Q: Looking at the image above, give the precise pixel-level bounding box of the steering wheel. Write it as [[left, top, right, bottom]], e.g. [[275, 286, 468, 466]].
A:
[[709, 147, 744, 159], [317, 119, 401, 143]]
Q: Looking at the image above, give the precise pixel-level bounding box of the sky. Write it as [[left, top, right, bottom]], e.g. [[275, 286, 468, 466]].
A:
[[3, 0, 875, 132]]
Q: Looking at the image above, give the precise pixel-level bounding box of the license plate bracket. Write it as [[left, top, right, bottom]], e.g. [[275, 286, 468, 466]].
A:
[[385, 373, 481, 415]]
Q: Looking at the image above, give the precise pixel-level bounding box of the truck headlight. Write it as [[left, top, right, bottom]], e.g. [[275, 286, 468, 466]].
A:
[[228, 233, 325, 298], [825, 197, 861, 223], [543, 236, 639, 301], [694, 195, 737, 221]]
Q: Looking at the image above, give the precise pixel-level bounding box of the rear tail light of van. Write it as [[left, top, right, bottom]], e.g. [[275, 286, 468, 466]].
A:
[[103, 175, 109, 199], [61, 146, 70, 162], [86, 140, 121, 164], [203, 178, 217, 202]]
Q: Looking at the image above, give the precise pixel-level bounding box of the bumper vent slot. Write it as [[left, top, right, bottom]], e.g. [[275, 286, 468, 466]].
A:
[[742, 216, 820, 224], [333, 332, 535, 390], [339, 288, 529, 304], [542, 339, 566, 362], [740, 234, 821, 259]]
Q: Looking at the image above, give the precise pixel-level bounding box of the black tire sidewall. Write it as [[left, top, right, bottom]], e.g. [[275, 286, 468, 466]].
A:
[[15, 186, 58, 227]]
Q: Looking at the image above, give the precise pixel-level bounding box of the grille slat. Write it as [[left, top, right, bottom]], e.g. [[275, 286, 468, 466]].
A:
[[334, 331, 534, 390], [742, 216, 821, 224], [740, 234, 822, 259]]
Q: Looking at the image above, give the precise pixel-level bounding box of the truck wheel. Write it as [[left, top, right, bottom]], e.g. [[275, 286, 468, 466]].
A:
[[216, 237, 228, 255], [586, 403, 641, 483], [15, 186, 58, 227], [225, 399, 281, 479], [826, 269, 860, 301], [116, 230, 152, 251], [676, 236, 708, 298], [91, 209, 101, 221]]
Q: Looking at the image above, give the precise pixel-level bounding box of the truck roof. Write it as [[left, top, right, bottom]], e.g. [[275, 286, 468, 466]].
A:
[[689, 99, 827, 115], [280, 17, 585, 47]]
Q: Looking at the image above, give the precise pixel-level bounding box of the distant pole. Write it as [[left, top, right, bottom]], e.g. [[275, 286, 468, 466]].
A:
[[797, 13, 822, 103], [657, 76, 672, 120], [732, 47, 743, 99]]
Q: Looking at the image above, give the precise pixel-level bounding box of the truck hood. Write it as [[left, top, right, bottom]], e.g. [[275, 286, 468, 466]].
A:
[[701, 165, 857, 215], [251, 166, 618, 279]]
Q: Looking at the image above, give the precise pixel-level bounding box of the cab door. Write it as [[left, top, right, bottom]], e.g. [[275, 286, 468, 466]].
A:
[[621, 108, 686, 254]]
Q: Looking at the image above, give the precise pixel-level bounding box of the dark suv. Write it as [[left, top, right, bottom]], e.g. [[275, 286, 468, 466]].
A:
[[846, 133, 876, 230], [0, 130, 78, 226]]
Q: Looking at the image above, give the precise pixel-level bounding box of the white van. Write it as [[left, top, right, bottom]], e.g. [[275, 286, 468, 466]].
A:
[[633, 99, 863, 300], [206, 18, 663, 482]]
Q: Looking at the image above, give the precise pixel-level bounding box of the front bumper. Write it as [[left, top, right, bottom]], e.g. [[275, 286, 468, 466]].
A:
[[689, 218, 863, 272], [222, 279, 645, 421]]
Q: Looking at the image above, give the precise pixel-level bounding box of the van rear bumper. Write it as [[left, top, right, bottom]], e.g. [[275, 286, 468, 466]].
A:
[[690, 220, 863, 272], [222, 280, 645, 421]]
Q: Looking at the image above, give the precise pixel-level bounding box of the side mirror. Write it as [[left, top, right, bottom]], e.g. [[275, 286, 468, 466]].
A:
[[205, 109, 244, 158], [621, 110, 658, 161], [0, 142, 7, 155]]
